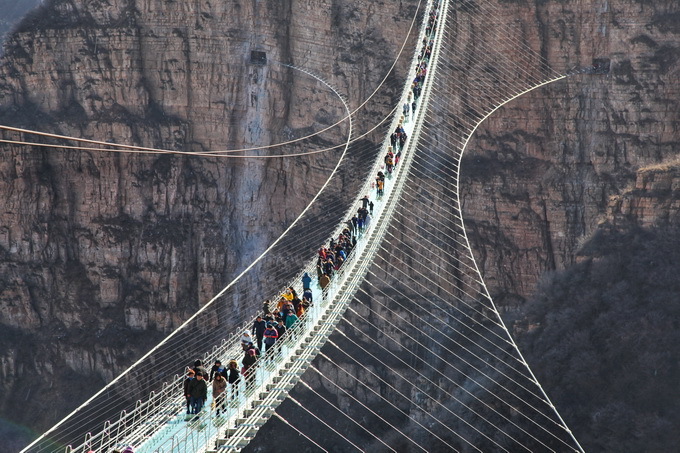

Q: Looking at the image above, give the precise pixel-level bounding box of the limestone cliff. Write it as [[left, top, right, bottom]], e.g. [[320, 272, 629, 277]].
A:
[[0, 0, 40, 49], [248, 1, 680, 451], [0, 0, 420, 446], [0, 0, 678, 450], [607, 162, 680, 227], [461, 0, 680, 307]]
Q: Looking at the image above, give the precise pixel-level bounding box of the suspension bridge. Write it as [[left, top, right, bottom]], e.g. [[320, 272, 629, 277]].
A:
[[18, 0, 586, 451]]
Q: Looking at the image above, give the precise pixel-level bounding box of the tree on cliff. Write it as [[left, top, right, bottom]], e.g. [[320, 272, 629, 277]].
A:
[[516, 225, 680, 453]]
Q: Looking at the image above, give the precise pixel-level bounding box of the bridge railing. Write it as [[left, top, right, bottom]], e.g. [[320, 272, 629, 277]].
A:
[[61, 1, 442, 451]]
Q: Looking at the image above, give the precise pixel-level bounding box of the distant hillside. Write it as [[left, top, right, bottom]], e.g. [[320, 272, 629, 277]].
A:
[[0, 0, 40, 52], [515, 225, 680, 453]]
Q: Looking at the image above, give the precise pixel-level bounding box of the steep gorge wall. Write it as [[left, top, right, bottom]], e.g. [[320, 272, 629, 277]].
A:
[[1, 0, 678, 449], [0, 0, 420, 446], [461, 0, 680, 307], [248, 1, 680, 450], [608, 162, 680, 227]]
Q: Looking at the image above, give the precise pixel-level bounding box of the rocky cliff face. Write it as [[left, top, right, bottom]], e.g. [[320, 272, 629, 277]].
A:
[[250, 1, 679, 451], [0, 0, 419, 446], [456, 2, 679, 449], [607, 162, 680, 227], [461, 0, 680, 307], [1, 0, 678, 450]]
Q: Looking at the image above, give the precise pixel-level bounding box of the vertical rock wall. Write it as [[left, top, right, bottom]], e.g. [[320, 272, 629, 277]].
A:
[[0, 0, 420, 444], [1, 0, 677, 448], [461, 0, 680, 307]]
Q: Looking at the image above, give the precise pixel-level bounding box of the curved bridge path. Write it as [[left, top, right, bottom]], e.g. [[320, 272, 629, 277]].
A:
[[22, 0, 587, 452]]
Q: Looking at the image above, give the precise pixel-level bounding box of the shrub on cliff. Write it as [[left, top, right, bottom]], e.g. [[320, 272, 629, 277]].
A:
[[516, 225, 680, 453]]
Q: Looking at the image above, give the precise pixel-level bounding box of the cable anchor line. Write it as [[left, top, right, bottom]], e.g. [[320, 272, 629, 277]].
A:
[[21, 0, 587, 451]]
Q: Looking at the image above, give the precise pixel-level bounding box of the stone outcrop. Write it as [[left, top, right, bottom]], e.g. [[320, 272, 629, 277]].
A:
[[0, 0, 40, 50], [607, 162, 680, 227]]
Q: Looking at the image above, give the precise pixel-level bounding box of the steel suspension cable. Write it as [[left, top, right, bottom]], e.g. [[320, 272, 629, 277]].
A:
[[297, 380, 397, 453], [305, 365, 428, 453], [272, 413, 329, 453], [337, 311, 558, 452], [355, 280, 533, 381], [316, 351, 454, 452], [345, 299, 576, 440], [287, 395, 365, 452], [323, 335, 492, 452], [2, 0, 428, 158]]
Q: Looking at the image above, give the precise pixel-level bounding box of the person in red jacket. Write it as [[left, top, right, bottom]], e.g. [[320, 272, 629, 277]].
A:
[[263, 322, 279, 353]]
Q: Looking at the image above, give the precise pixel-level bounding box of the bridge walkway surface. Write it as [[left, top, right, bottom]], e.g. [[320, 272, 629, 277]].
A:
[[21, 0, 588, 451]]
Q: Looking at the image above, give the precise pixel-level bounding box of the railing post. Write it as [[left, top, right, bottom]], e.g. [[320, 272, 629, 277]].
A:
[[100, 420, 111, 452], [116, 409, 127, 446], [83, 433, 92, 453]]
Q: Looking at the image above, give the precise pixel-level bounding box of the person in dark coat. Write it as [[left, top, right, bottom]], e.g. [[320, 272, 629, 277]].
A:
[[263, 323, 279, 353], [183, 369, 195, 414], [361, 195, 370, 209], [276, 319, 287, 339], [227, 360, 240, 399], [262, 299, 272, 316], [187, 373, 207, 415], [241, 348, 257, 390], [209, 360, 226, 381], [302, 287, 313, 305], [192, 359, 209, 379], [252, 316, 266, 352]]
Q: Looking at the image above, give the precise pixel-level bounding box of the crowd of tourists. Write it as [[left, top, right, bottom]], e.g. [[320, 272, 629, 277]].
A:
[[182, 0, 441, 422], [181, 215, 369, 419]]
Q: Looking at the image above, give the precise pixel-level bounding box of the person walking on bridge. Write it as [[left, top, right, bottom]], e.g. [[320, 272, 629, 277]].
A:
[[361, 195, 370, 209], [302, 272, 312, 291], [212, 372, 227, 416], [241, 330, 254, 350], [227, 360, 240, 400], [303, 286, 313, 305], [263, 322, 279, 353], [241, 348, 257, 391], [252, 316, 266, 352], [183, 369, 195, 415], [276, 319, 287, 339], [262, 299, 272, 316], [385, 150, 394, 173], [209, 360, 226, 382], [376, 175, 384, 197], [285, 311, 298, 330], [187, 373, 207, 416], [192, 359, 208, 379]]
